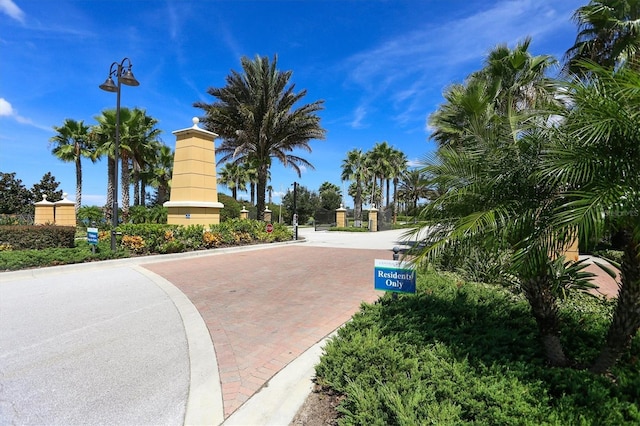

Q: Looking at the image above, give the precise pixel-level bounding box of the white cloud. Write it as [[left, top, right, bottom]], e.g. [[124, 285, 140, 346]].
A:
[[0, 98, 52, 132], [0, 0, 25, 23], [350, 105, 367, 129], [0, 97, 14, 116]]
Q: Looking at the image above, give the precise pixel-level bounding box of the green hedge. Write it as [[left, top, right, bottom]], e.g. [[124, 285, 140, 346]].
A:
[[316, 269, 640, 425], [0, 225, 76, 250]]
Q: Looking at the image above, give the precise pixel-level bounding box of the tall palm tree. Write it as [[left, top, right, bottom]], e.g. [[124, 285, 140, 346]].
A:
[[93, 107, 133, 221], [367, 142, 394, 207], [218, 162, 248, 200], [195, 54, 326, 220], [341, 148, 368, 225], [128, 111, 163, 207], [565, 0, 640, 73], [49, 119, 93, 214], [389, 148, 408, 222], [543, 62, 640, 373]]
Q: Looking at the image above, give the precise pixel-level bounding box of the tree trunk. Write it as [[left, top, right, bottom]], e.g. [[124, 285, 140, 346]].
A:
[[355, 179, 362, 226], [522, 275, 570, 367], [105, 157, 115, 222], [590, 241, 640, 374], [121, 156, 130, 222], [133, 172, 140, 206], [256, 164, 268, 221], [75, 156, 82, 215]]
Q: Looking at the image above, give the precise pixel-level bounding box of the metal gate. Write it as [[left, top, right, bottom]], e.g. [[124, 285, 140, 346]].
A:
[[377, 206, 393, 231], [314, 208, 336, 231]]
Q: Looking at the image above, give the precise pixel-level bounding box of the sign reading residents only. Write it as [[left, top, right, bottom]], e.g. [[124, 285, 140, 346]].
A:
[[374, 259, 416, 294], [87, 227, 98, 245]]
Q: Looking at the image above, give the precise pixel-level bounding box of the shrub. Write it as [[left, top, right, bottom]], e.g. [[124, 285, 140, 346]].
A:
[[315, 269, 640, 425], [0, 225, 75, 250]]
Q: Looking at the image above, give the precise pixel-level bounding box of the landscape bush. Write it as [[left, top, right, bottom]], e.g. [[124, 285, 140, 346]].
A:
[[315, 268, 640, 425], [0, 219, 294, 271], [0, 225, 76, 250]]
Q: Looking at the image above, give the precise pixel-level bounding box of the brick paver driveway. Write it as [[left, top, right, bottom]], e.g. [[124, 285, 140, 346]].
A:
[[144, 244, 391, 418]]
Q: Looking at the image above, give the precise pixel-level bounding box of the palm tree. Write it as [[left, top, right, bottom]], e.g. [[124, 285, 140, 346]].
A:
[[194, 54, 326, 220], [128, 110, 163, 207], [92, 107, 133, 221], [397, 169, 429, 214], [148, 145, 174, 205], [341, 149, 368, 226], [368, 142, 395, 208], [565, 0, 640, 73], [218, 162, 248, 200], [49, 119, 94, 214], [543, 62, 640, 373], [417, 43, 574, 367], [389, 148, 408, 222]]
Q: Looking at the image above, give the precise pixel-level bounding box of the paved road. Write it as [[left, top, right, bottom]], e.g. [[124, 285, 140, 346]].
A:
[[0, 228, 410, 425]]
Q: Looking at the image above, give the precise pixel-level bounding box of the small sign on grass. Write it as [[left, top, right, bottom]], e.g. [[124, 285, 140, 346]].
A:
[[374, 259, 416, 294]]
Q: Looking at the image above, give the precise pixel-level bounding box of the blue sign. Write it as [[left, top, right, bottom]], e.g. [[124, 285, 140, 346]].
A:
[[374, 259, 416, 294], [87, 227, 98, 245]]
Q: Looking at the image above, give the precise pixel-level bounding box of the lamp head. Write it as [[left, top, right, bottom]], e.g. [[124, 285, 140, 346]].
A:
[[99, 76, 118, 92], [120, 68, 140, 86]]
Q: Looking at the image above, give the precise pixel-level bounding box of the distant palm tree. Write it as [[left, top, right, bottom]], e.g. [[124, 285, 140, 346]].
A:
[[195, 54, 326, 219], [341, 149, 368, 225], [368, 142, 395, 207], [218, 162, 248, 200], [50, 119, 94, 214]]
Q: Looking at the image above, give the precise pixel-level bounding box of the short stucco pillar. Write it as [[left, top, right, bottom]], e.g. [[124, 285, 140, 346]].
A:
[[264, 206, 272, 223], [164, 117, 224, 226], [54, 193, 76, 226], [34, 195, 55, 225], [336, 204, 347, 228], [368, 205, 378, 232], [240, 206, 249, 220]]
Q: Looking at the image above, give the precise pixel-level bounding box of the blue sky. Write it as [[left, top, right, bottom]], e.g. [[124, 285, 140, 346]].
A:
[[1, 0, 585, 208]]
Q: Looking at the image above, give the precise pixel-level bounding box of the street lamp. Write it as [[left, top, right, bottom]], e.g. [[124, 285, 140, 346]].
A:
[[99, 57, 140, 251]]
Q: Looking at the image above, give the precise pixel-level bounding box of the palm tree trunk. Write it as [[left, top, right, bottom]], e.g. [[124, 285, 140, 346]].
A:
[[121, 156, 131, 222], [256, 164, 268, 221], [133, 171, 140, 206], [355, 179, 362, 226], [590, 241, 640, 374], [106, 157, 115, 222], [75, 156, 82, 215], [522, 275, 570, 367]]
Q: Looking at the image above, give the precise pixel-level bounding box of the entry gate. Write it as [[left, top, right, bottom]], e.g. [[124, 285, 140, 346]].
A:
[[314, 208, 336, 231]]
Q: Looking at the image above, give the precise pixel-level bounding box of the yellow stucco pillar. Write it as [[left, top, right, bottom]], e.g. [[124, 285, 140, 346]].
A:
[[54, 193, 76, 226], [240, 206, 249, 220], [336, 204, 347, 228], [368, 205, 378, 232], [164, 117, 224, 226], [264, 206, 272, 223], [34, 195, 55, 225]]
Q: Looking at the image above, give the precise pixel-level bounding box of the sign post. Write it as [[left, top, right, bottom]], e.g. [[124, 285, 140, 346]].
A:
[[374, 259, 416, 294], [87, 227, 98, 254]]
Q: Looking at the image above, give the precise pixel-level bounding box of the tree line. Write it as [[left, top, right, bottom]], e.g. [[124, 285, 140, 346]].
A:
[[416, 0, 640, 374]]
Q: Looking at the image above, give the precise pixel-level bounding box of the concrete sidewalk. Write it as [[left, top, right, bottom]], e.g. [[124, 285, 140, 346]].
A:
[[0, 228, 410, 425]]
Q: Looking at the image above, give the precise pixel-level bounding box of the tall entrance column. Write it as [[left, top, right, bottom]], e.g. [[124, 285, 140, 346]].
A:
[[164, 117, 224, 226]]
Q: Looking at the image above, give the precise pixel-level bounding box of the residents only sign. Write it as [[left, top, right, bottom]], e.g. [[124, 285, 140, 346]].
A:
[[374, 259, 416, 294]]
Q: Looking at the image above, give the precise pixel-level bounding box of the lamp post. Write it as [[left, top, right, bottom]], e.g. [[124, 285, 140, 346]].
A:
[[99, 57, 139, 251]]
